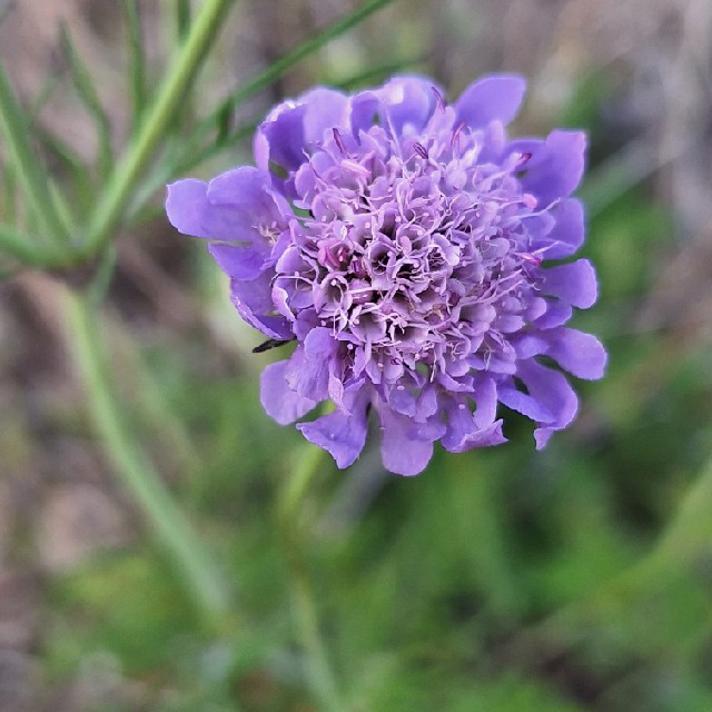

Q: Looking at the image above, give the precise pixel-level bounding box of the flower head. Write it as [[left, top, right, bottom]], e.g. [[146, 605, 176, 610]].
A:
[[166, 74, 606, 476]]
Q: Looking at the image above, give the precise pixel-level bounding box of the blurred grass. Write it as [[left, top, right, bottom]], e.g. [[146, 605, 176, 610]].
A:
[[1, 1, 712, 711]]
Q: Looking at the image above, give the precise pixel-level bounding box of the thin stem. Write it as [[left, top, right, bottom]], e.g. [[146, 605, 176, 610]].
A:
[[191, 0, 394, 144], [329, 54, 427, 90], [0, 223, 61, 265], [123, 0, 147, 134], [64, 288, 230, 625], [1, 161, 17, 225], [83, 0, 233, 256], [0, 63, 69, 247], [278, 444, 345, 711], [60, 21, 114, 179], [174, 0, 192, 42]]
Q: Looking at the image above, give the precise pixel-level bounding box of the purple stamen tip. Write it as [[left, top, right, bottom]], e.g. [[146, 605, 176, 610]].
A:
[[431, 85, 446, 112], [413, 142, 428, 159], [332, 127, 347, 155]]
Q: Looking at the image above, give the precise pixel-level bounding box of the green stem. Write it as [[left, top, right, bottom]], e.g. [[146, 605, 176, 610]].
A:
[[0, 223, 62, 265], [84, 0, 233, 256], [64, 289, 230, 625], [278, 444, 345, 711], [60, 21, 114, 180], [0, 63, 69, 247], [123, 0, 147, 134], [191, 0, 394, 144]]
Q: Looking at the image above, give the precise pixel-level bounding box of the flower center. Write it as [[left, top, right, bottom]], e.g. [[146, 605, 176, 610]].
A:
[[275, 123, 541, 383]]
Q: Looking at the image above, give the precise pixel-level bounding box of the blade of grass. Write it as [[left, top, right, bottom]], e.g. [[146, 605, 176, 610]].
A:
[[165, 0, 196, 134], [174, 0, 192, 43], [65, 288, 231, 626], [49, 180, 78, 239], [86, 243, 117, 306], [0, 223, 55, 265], [84, 0, 233, 257], [0, 63, 69, 247], [28, 71, 63, 121], [35, 125, 94, 223], [60, 22, 113, 179], [123, 0, 147, 133], [331, 54, 427, 90], [1, 161, 17, 225], [191, 0, 395, 145]]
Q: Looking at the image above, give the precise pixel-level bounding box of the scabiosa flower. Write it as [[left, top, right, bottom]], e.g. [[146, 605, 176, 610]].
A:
[[166, 74, 606, 476]]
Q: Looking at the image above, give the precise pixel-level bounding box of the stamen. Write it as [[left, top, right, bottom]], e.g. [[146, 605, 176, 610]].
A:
[[451, 122, 465, 151], [332, 127, 347, 156], [413, 142, 429, 160], [431, 86, 446, 112]]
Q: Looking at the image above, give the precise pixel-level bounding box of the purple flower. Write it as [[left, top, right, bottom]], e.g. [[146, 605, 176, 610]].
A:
[[166, 74, 606, 476]]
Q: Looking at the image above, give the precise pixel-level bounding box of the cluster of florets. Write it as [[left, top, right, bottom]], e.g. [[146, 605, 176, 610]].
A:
[[167, 75, 606, 475]]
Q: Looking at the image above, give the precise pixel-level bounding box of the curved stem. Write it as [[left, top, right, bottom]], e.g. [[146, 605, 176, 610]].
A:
[[64, 288, 230, 626], [192, 0, 394, 143], [84, 0, 233, 256], [278, 444, 345, 711], [0, 63, 69, 248]]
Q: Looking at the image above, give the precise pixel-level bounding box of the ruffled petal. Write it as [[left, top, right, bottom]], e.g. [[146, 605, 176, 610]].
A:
[[455, 74, 527, 129], [534, 198, 585, 259], [377, 75, 442, 135], [297, 390, 370, 468], [544, 327, 607, 380], [209, 243, 266, 280], [379, 406, 445, 476], [254, 88, 350, 176], [167, 179, 258, 241], [254, 101, 307, 174], [206, 167, 276, 212], [473, 376, 498, 429], [541, 259, 598, 309], [304, 325, 338, 360], [459, 420, 507, 451], [517, 359, 579, 449], [166, 167, 283, 243], [498, 385, 555, 423], [509, 130, 586, 205], [442, 393, 507, 453], [350, 90, 381, 137], [285, 328, 338, 401], [260, 360, 317, 425], [166, 179, 211, 235], [299, 87, 350, 144], [230, 273, 293, 340], [533, 301, 573, 330]]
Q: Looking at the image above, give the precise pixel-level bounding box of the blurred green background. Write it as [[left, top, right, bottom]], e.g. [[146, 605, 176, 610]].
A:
[[1, 0, 712, 710]]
